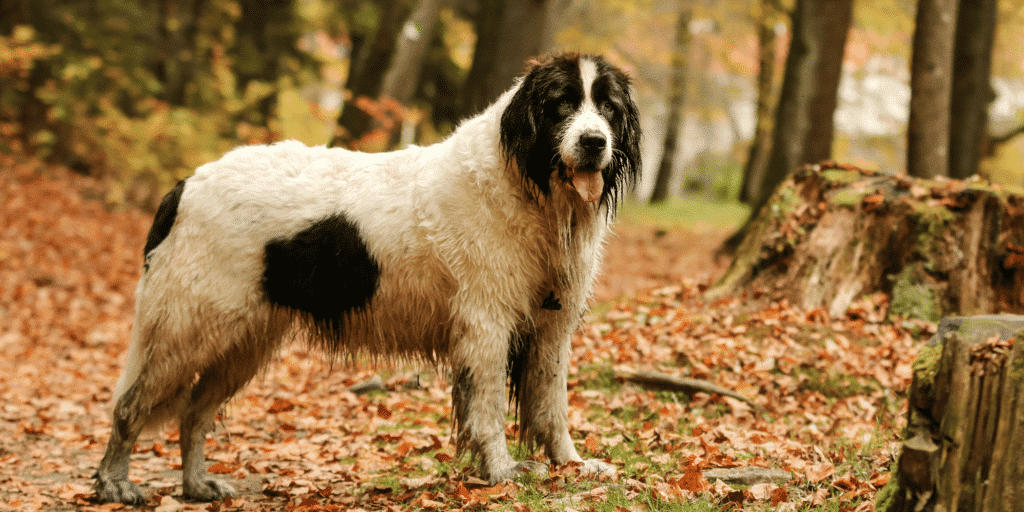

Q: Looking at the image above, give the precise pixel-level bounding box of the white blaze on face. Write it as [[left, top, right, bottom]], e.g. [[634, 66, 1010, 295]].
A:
[[562, 57, 614, 203]]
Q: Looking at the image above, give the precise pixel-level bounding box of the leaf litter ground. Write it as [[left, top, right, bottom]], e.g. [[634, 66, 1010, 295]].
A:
[[0, 158, 924, 511]]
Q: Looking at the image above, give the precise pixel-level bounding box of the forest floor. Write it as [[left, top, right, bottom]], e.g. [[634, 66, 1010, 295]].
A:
[[0, 155, 922, 511]]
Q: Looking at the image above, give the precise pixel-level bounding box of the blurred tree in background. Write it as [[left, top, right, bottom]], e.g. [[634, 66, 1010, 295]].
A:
[[907, 0, 958, 179], [737, 0, 782, 205], [0, 0, 310, 207], [744, 0, 854, 221], [4, 0, 1024, 212], [949, 0, 997, 179], [649, 2, 691, 204]]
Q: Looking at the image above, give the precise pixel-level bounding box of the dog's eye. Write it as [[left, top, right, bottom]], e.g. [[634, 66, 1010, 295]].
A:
[[548, 97, 573, 118], [598, 101, 615, 117], [557, 101, 574, 117]]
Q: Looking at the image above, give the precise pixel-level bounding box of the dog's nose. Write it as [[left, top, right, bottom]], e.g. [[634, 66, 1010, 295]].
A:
[[580, 132, 607, 152]]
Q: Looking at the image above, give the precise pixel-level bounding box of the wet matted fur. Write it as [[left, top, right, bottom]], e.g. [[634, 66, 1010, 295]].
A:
[[93, 53, 641, 504]]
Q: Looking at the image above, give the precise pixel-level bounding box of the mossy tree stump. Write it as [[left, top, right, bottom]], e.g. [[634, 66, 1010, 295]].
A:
[[878, 315, 1024, 512], [709, 162, 1024, 320]]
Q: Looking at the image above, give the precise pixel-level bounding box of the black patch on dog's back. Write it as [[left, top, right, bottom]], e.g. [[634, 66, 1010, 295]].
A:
[[143, 178, 187, 270], [262, 214, 380, 338]]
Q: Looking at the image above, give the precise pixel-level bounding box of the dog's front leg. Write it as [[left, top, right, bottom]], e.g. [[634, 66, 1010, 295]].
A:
[[451, 324, 546, 484], [520, 320, 616, 479]]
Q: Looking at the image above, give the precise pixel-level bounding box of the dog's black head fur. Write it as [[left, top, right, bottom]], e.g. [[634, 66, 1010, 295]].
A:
[[500, 53, 641, 213]]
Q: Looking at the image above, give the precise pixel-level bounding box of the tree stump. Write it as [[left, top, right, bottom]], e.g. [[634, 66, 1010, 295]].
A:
[[878, 314, 1024, 512], [709, 161, 1024, 319]]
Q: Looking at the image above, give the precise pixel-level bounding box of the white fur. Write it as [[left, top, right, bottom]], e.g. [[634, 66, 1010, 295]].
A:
[[560, 58, 614, 171]]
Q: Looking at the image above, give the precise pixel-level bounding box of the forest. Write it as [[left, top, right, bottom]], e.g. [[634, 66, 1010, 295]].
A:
[[4, 0, 1024, 510]]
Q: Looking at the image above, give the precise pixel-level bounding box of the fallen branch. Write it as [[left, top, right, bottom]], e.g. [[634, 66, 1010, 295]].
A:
[[621, 370, 754, 407], [348, 375, 384, 395], [987, 123, 1024, 155], [703, 467, 792, 485]]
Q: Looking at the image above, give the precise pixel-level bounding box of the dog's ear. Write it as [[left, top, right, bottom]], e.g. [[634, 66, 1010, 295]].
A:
[[500, 66, 551, 196], [602, 71, 642, 211], [616, 79, 642, 185]]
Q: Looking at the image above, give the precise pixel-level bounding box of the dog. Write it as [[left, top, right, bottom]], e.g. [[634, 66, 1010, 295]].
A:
[[93, 52, 641, 504]]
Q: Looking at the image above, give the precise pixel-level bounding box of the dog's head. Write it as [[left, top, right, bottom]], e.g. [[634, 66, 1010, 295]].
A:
[[500, 53, 641, 211]]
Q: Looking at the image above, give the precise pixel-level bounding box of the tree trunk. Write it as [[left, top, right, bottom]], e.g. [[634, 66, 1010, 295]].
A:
[[877, 315, 1024, 512], [330, 0, 415, 147], [458, 0, 550, 118], [748, 0, 854, 222], [739, 0, 779, 204], [380, 0, 443, 104], [948, 0, 997, 180], [802, 0, 852, 163], [234, 0, 304, 125], [708, 161, 1024, 319], [156, 0, 207, 108], [907, 0, 959, 178], [649, 6, 692, 204]]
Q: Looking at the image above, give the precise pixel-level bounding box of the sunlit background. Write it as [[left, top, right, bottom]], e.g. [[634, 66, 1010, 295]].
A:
[[3, 0, 1024, 207]]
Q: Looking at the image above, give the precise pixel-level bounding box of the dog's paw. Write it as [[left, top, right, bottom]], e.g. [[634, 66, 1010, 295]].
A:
[[488, 460, 549, 484], [93, 477, 147, 505], [183, 477, 236, 502], [579, 459, 616, 479]]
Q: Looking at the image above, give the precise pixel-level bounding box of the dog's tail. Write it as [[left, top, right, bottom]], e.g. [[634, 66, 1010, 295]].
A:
[[111, 322, 145, 405], [107, 291, 182, 436], [107, 178, 188, 431]]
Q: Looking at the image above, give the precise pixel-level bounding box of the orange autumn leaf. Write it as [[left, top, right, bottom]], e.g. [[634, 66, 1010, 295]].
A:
[[267, 397, 294, 413], [208, 463, 234, 474]]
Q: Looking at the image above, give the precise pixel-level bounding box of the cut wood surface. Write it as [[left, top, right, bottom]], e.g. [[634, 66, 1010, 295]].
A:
[[878, 314, 1024, 512], [710, 162, 1024, 320]]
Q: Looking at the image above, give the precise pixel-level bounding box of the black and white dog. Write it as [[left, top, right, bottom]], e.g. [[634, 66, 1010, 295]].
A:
[[93, 53, 641, 504]]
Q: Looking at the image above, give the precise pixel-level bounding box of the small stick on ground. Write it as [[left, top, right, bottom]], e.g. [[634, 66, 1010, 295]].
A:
[[621, 370, 754, 407]]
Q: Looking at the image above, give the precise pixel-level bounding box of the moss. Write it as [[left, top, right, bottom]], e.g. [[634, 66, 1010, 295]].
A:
[[874, 458, 898, 512], [912, 343, 942, 386], [769, 185, 800, 220], [1011, 334, 1024, 382], [830, 188, 869, 207], [821, 168, 864, 185], [890, 266, 941, 322], [909, 200, 957, 273]]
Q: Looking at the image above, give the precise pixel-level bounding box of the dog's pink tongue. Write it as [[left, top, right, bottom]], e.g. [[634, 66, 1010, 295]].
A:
[[571, 170, 604, 203]]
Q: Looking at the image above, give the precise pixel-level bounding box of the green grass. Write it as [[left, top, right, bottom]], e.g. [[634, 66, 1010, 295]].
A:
[[617, 196, 750, 230]]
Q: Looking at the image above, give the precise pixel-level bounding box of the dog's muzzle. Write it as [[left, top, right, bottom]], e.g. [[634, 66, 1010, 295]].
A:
[[563, 130, 609, 202]]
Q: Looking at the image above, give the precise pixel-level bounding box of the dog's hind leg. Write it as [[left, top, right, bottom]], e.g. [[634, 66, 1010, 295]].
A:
[[94, 317, 196, 504], [179, 322, 284, 501], [92, 382, 151, 504]]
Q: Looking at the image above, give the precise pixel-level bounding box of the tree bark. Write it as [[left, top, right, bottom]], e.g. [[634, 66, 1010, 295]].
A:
[[330, 0, 415, 147], [234, 0, 305, 125], [649, 6, 692, 204], [458, 0, 550, 118], [948, 0, 997, 180], [802, 0, 852, 163], [748, 0, 854, 221], [878, 315, 1024, 512], [380, 0, 444, 105], [907, 0, 959, 178], [708, 161, 1024, 319], [739, 0, 779, 204]]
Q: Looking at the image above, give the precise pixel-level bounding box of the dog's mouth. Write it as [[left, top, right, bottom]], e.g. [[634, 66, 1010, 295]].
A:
[[560, 164, 604, 203]]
